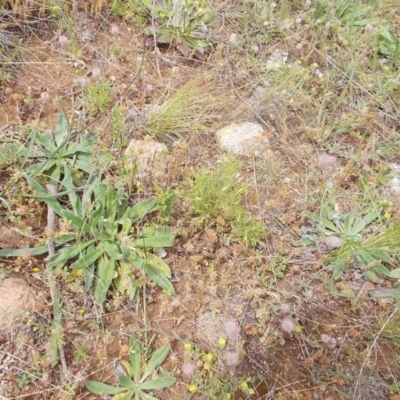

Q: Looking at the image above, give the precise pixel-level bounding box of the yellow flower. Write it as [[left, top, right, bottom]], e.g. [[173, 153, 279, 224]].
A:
[[32, 267, 40, 272], [188, 384, 197, 393], [184, 343, 192, 351], [218, 338, 227, 348], [205, 353, 213, 362], [385, 212, 391, 219], [226, 394, 232, 399], [241, 381, 248, 390], [294, 325, 302, 333], [78, 308, 85, 315]]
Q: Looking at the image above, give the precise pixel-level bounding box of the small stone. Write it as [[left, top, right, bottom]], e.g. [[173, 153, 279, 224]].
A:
[[0, 277, 35, 330]]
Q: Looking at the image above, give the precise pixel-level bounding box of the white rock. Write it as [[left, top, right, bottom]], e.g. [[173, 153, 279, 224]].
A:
[[215, 122, 269, 156], [389, 164, 400, 193], [0, 277, 35, 330]]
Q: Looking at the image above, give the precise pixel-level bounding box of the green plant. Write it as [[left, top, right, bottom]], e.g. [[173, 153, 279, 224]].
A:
[[181, 341, 255, 399], [111, 104, 128, 149], [16, 372, 37, 388], [86, 335, 176, 400], [0, 176, 175, 305], [296, 203, 400, 283], [49, 179, 176, 305], [185, 154, 265, 246], [84, 78, 113, 115], [110, 0, 148, 25], [378, 25, 400, 66], [23, 113, 98, 183], [144, 74, 226, 138], [143, 0, 218, 59]]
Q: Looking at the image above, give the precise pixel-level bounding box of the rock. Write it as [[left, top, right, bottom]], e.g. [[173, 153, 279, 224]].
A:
[[124, 139, 167, 178], [215, 122, 269, 156], [0, 277, 35, 330]]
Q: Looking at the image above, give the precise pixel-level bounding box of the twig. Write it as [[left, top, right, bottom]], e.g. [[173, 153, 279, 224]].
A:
[[46, 183, 71, 382]]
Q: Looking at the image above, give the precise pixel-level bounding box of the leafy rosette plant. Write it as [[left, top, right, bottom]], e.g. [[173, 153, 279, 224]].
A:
[[143, 0, 218, 59], [46, 179, 176, 306], [86, 335, 176, 400]]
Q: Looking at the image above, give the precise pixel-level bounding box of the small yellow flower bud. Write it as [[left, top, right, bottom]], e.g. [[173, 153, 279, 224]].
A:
[[184, 343, 192, 351], [79, 308, 85, 315], [188, 384, 197, 393], [205, 353, 213, 362], [218, 337, 227, 348]]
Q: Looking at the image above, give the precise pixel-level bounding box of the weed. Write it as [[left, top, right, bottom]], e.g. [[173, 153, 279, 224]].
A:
[[144, 74, 226, 139], [74, 346, 90, 362], [186, 154, 265, 247], [110, 0, 148, 25], [182, 339, 255, 399], [86, 334, 176, 399], [111, 104, 128, 149], [296, 201, 400, 283], [143, 0, 218, 59], [83, 78, 114, 115]]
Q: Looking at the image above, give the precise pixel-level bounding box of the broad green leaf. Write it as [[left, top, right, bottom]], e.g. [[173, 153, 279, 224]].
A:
[[364, 269, 382, 283], [145, 263, 175, 295], [367, 249, 393, 264], [128, 199, 157, 223], [62, 165, 81, 215], [130, 234, 174, 248], [103, 241, 124, 260], [94, 255, 115, 306], [332, 261, 345, 281], [141, 345, 170, 382], [61, 210, 91, 234], [129, 335, 141, 383], [372, 263, 392, 277], [86, 381, 127, 395], [47, 240, 95, 268], [0, 244, 51, 257], [54, 113, 69, 147], [303, 210, 339, 233], [70, 247, 103, 270], [32, 129, 56, 152], [106, 187, 118, 224], [293, 238, 315, 247], [353, 209, 380, 235], [139, 376, 176, 390], [118, 375, 135, 388], [145, 253, 171, 278], [23, 173, 63, 216], [121, 243, 131, 259], [128, 253, 146, 270], [389, 269, 400, 279]]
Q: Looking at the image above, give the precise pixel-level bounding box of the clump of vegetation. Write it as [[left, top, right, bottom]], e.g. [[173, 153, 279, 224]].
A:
[[296, 202, 400, 283], [186, 154, 265, 247], [144, 74, 227, 139], [143, 0, 218, 59]]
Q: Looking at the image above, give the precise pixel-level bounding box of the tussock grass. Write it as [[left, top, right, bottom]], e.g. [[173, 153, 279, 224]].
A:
[[144, 72, 231, 140]]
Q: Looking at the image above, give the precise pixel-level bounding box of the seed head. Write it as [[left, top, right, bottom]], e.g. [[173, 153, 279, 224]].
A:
[[281, 316, 295, 333], [224, 319, 241, 342]]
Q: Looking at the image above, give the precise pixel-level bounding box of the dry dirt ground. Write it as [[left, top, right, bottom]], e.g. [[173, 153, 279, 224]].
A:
[[1, 7, 400, 400]]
